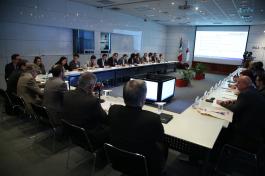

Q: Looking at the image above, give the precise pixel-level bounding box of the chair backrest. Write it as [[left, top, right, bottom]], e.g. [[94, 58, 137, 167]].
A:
[[61, 119, 94, 152], [12, 93, 27, 109], [104, 143, 149, 176], [0, 89, 14, 114], [31, 103, 55, 128]]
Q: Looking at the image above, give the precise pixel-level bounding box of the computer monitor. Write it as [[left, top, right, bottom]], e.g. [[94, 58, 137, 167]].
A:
[[161, 79, 175, 101], [145, 80, 158, 101], [130, 78, 158, 101]]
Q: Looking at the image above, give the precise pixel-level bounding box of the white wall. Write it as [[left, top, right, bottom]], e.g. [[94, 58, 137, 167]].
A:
[[246, 25, 265, 63], [0, 0, 167, 89], [165, 26, 196, 65]]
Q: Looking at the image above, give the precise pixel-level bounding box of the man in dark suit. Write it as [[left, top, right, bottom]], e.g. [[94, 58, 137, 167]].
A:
[[217, 76, 265, 146], [6, 59, 28, 95], [5, 54, 21, 82], [107, 53, 118, 67], [108, 80, 167, 176], [255, 72, 265, 97], [63, 72, 109, 148], [43, 65, 67, 126], [69, 53, 81, 71], [97, 54, 108, 68]]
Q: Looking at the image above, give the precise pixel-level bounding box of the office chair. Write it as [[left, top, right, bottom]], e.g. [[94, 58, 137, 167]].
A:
[[11, 93, 32, 119], [215, 137, 265, 176], [0, 89, 17, 115], [61, 119, 98, 175], [104, 143, 149, 176], [31, 103, 58, 151]]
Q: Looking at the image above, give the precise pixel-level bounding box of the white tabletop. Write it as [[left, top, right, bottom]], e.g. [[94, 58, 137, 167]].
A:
[[99, 68, 243, 149]]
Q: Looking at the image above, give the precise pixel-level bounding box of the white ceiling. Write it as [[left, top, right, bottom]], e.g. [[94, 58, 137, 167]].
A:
[[69, 0, 265, 26]]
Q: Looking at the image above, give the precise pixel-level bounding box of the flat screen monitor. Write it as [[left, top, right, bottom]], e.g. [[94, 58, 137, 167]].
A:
[[130, 79, 158, 101], [161, 79, 175, 101], [145, 80, 158, 101]]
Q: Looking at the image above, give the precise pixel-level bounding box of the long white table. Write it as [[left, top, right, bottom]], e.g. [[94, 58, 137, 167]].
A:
[[101, 68, 243, 150]]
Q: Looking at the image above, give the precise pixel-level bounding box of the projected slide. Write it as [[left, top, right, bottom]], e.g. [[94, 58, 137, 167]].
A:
[[194, 27, 249, 65]]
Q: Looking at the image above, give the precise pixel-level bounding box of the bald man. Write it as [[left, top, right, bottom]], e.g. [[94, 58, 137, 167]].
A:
[[217, 75, 265, 145]]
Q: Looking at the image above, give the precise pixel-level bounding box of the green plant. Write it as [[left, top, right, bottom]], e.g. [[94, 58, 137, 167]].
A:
[[177, 69, 194, 81], [194, 63, 207, 74]]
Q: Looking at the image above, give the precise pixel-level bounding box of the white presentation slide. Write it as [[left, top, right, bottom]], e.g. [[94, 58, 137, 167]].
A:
[[161, 79, 175, 101], [194, 26, 249, 65]]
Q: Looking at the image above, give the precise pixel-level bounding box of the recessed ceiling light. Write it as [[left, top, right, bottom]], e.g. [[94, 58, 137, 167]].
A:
[[171, 2, 175, 5], [264, 30, 265, 33], [195, 6, 199, 10]]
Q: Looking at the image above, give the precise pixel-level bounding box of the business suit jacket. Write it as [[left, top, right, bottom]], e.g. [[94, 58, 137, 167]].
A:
[[97, 58, 108, 68], [259, 87, 265, 97], [43, 77, 67, 125], [107, 57, 118, 67], [108, 105, 166, 176], [5, 62, 17, 81], [223, 87, 265, 142], [6, 70, 22, 95], [63, 89, 109, 147], [17, 72, 43, 113]]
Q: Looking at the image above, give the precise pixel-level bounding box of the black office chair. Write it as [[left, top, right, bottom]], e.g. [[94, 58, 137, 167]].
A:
[[215, 138, 265, 176], [61, 119, 98, 175], [31, 103, 57, 151], [11, 93, 32, 119], [104, 143, 149, 176], [0, 89, 17, 115]]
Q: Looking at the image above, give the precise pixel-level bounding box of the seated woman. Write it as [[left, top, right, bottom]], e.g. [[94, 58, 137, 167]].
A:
[[53, 56, 70, 71], [87, 55, 98, 68], [34, 56, 46, 74]]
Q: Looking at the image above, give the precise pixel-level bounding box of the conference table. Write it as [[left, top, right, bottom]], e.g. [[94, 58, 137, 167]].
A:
[[36, 63, 243, 158], [65, 61, 178, 86], [99, 68, 243, 159]]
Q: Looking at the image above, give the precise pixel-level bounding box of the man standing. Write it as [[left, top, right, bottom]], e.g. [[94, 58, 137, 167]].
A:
[[5, 54, 21, 82], [108, 80, 167, 176], [63, 72, 109, 148]]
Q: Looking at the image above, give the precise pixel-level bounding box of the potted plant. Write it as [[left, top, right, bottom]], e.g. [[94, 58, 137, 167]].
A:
[[176, 69, 193, 87], [193, 63, 207, 80]]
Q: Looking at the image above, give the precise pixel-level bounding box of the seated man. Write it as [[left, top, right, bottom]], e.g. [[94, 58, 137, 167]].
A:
[[107, 53, 118, 67], [17, 63, 43, 113], [63, 72, 109, 148], [69, 53, 81, 71], [43, 65, 67, 126], [97, 54, 108, 68], [108, 80, 168, 176], [217, 76, 265, 146], [255, 72, 265, 97]]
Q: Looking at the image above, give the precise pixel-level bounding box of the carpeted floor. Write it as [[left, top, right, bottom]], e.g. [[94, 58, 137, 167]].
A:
[[0, 73, 225, 176]]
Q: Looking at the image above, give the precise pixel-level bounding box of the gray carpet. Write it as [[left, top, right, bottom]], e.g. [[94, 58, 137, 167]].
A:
[[0, 73, 225, 176]]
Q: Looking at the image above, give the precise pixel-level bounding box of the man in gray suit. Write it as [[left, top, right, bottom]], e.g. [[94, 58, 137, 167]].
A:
[[17, 63, 43, 113], [43, 65, 67, 126]]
